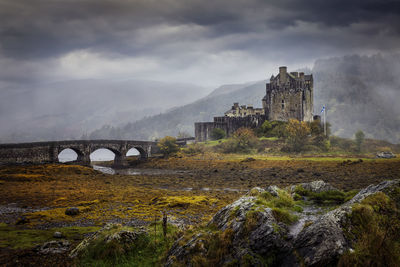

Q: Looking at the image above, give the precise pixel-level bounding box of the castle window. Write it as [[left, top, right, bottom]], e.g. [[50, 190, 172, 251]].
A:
[[281, 99, 285, 110]]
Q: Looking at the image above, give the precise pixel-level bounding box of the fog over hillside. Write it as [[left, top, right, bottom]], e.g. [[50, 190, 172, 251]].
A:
[[0, 79, 207, 143], [89, 54, 400, 144]]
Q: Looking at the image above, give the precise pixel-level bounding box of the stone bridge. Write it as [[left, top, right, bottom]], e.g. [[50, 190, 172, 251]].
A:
[[0, 140, 160, 167]]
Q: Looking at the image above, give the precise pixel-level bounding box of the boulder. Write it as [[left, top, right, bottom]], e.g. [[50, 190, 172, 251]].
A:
[[65, 207, 79, 216], [265, 185, 279, 197], [287, 179, 400, 266], [166, 194, 291, 266], [69, 223, 148, 258], [376, 151, 396, 159], [53, 231, 63, 238], [37, 240, 70, 254], [299, 180, 337, 193]]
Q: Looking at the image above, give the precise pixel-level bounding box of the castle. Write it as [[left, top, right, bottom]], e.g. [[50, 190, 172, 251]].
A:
[[195, 66, 314, 141]]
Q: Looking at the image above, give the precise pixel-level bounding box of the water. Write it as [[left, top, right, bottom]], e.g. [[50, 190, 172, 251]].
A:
[[288, 204, 324, 238], [92, 165, 188, 176], [92, 165, 245, 192]]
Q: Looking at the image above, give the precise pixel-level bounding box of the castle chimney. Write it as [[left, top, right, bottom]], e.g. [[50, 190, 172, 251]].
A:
[[279, 66, 287, 84]]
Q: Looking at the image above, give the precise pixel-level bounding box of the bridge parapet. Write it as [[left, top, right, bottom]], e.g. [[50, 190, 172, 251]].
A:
[[0, 140, 160, 167]]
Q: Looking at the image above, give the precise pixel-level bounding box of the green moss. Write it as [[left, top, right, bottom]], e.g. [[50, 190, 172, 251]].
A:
[[271, 208, 298, 224], [0, 225, 100, 249], [295, 186, 359, 205], [252, 188, 300, 225]]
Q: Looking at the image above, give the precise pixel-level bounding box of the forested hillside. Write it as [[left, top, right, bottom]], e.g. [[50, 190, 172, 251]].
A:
[[313, 54, 400, 143]]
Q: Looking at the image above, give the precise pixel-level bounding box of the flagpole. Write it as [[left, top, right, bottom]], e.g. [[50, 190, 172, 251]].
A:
[[324, 105, 327, 136]]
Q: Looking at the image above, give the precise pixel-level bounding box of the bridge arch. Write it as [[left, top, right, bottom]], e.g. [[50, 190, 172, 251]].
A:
[[58, 148, 78, 163], [57, 146, 85, 163], [90, 147, 123, 167], [126, 146, 147, 160]]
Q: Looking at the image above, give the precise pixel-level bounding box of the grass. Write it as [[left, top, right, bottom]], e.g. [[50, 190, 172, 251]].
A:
[[199, 139, 229, 147], [294, 185, 359, 205], [0, 224, 100, 249], [251, 189, 300, 225], [259, 137, 279, 141], [78, 223, 179, 267]]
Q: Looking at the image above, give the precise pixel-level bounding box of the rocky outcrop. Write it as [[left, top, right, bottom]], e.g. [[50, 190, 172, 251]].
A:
[[165, 192, 292, 266], [296, 180, 337, 193], [69, 223, 147, 258], [165, 179, 400, 266], [36, 240, 70, 254], [290, 179, 399, 266]]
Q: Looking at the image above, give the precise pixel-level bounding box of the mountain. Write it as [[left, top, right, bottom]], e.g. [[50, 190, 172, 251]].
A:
[[89, 81, 267, 140], [89, 54, 400, 143], [0, 79, 207, 143]]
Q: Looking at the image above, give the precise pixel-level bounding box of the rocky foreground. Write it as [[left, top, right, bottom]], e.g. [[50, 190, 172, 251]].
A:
[[69, 179, 400, 266]]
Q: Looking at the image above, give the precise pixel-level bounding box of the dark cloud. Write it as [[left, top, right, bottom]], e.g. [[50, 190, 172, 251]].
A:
[[0, 0, 399, 59], [0, 0, 398, 86]]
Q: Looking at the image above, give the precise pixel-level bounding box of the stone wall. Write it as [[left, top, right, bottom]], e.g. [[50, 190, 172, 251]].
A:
[[195, 115, 266, 142]]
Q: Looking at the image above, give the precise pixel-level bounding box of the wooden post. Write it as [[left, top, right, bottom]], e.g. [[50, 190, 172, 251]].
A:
[[162, 211, 167, 238]]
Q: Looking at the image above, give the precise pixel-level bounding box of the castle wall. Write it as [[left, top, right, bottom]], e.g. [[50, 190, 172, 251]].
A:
[[195, 115, 266, 142], [216, 115, 265, 137], [268, 90, 303, 121], [194, 122, 216, 142]]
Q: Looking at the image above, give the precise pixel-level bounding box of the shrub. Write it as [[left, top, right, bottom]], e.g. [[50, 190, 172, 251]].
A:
[[269, 121, 288, 138], [219, 128, 259, 153], [259, 120, 273, 136], [339, 191, 400, 266], [157, 136, 179, 156], [285, 119, 311, 152], [210, 128, 226, 140], [182, 143, 206, 155]]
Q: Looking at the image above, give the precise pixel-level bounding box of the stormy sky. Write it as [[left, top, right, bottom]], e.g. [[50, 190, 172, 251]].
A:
[[1, 0, 400, 88]]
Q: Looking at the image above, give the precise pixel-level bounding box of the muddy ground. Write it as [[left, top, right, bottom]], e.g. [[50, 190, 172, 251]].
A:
[[0, 153, 399, 266]]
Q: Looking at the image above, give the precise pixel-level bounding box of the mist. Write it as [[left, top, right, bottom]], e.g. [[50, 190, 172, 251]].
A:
[[0, 0, 399, 143]]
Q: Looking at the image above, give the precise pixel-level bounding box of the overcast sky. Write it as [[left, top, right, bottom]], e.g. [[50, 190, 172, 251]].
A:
[[1, 0, 400, 89]]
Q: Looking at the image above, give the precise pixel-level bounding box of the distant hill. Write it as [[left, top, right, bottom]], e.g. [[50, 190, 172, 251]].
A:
[[89, 81, 267, 140], [90, 54, 400, 144]]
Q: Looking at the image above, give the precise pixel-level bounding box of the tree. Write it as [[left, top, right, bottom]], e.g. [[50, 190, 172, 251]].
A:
[[210, 128, 226, 140], [286, 119, 311, 152], [355, 130, 365, 152], [157, 136, 179, 156]]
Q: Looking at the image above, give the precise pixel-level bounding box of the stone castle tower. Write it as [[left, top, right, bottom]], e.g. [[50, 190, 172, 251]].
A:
[[262, 66, 313, 122]]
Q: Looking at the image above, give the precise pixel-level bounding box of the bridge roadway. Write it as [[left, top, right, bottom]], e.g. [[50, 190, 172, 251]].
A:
[[0, 140, 160, 167]]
